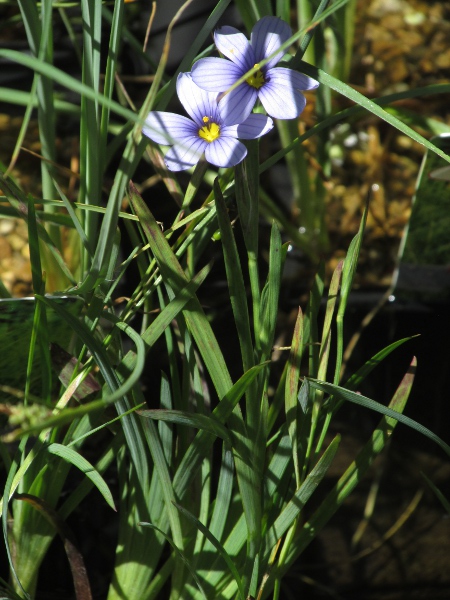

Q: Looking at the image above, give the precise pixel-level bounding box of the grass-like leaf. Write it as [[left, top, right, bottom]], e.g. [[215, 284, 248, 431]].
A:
[[271, 357, 418, 582], [138, 409, 231, 443], [1, 438, 31, 600], [308, 377, 450, 458], [344, 336, 417, 392], [171, 362, 267, 509], [285, 308, 303, 485], [263, 435, 340, 560], [214, 178, 253, 373], [260, 84, 450, 175], [139, 522, 208, 600], [129, 182, 233, 398], [46, 443, 116, 511], [0, 50, 139, 124], [140, 418, 185, 555], [36, 296, 143, 406], [13, 493, 93, 600], [202, 443, 234, 555], [260, 223, 283, 361], [297, 61, 450, 165], [174, 502, 246, 600], [421, 473, 450, 515]]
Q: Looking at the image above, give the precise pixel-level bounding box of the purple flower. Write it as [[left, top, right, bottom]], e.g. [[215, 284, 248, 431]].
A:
[[191, 16, 319, 123], [142, 73, 273, 171]]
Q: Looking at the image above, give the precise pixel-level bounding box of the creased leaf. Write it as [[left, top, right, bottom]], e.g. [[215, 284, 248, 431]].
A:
[[138, 409, 230, 443], [308, 375, 450, 458], [46, 443, 116, 511]]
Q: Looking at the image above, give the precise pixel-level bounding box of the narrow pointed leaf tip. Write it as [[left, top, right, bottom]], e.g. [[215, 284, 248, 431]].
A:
[[142, 73, 273, 171], [191, 15, 319, 122]]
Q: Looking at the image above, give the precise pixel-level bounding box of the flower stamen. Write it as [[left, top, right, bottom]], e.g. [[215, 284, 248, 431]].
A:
[[198, 119, 220, 143], [246, 64, 265, 89]]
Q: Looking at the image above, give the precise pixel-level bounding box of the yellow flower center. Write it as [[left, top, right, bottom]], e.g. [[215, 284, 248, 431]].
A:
[[246, 64, 265, 89], [198, 117, 220, 143]]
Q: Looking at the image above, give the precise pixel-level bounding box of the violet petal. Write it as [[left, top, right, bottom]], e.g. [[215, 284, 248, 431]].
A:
[[269, 67, 319, 90], [258, 81, 306, 119], [177, 72, 220, 125], [205, 136, 247, 168], [164, 136, 206, 171], [251, 16, 291, 70], [214, 26, 255, 71], [191, 58, 243, 93], [218, 84, 258, 126], [142, 112, 197, 145], [224, 113, 274, 139]]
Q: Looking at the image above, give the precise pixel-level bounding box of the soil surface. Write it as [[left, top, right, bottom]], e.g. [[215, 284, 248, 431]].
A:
[[286, 432, 450, 600]]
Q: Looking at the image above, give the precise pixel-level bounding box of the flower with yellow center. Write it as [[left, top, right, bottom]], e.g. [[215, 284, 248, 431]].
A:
[[143, 73, 273, 171], [191, 16, 319, 123]]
